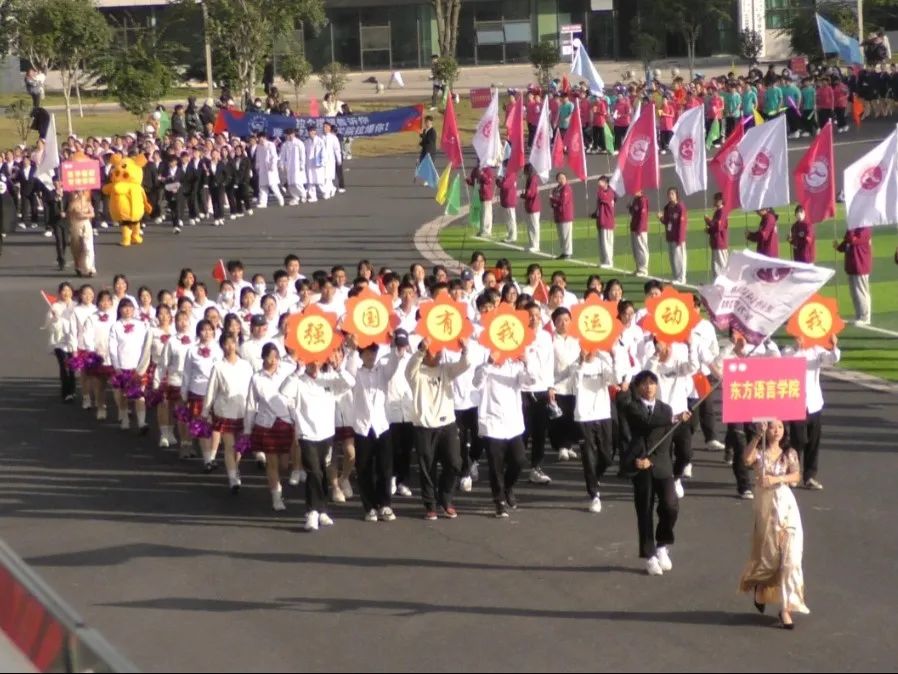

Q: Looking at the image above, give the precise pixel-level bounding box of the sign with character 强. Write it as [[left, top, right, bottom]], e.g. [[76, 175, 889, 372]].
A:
[[721, 356, 807, 423]]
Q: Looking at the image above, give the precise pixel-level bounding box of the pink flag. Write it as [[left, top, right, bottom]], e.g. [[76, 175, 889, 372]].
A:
[[709, 122, 745, 216], [609, 104, 658, 196], [793, 120, 835, 225], [441, 92, 464, 169], [506, 96, 526, 174], [551, 132, 565, 169], [564, 100, 588, 182], [308, 97, 320, 117]]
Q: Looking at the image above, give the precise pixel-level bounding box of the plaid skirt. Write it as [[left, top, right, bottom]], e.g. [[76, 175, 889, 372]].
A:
[[335, 425, 354, 441], [164, 383, 182, 402], [213, 415, 243, 435], [91, 365, 114, 378], [185, 393, 205, 419], [251, 419, 294, 455]]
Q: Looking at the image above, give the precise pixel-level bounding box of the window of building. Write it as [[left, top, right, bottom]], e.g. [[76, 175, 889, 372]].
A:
[[765, 0, 813, 30]]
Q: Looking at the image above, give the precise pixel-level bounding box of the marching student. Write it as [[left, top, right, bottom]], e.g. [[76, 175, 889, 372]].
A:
[[280, 347, 354, 528], [72, 285, 97, 409], [628, 189, 649, 276], [304, 125, 327, 202], [747, 207, 780, 258], [385, 329, 416, 497], [278, 127, 307, 205], [202, 333, 254, 492], [253, 132, 284, 208], [449, 308, 489, 493], [521, 302, 554, 485], [144, 304, 174, 447], [834, 227, 872, 325], [521, 163, 541, 252], [789, 205, 815, 263], [83, 290, 116, 421], [659, 187, 688, 284], [550, 171, 574, 260], [593, 175, 616, 268], [160, 310, 194, 453], [467, 160, 495, 238], [44, 282, 78, 402], [108, 298, 151, 433], [704, 192, 729, 277], [550, 307, 581, 462], [497, 169, 518, 244], [181, 319, 224, 470]]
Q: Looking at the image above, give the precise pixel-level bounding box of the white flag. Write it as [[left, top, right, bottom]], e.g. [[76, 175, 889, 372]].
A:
[[699, 250, 834, 345], [737, 114, 790, 210], [669, 106, 706, 196], [472, 89, 502, 167], [37, 113, 60, 189], [570, 38, 605, 95], [528, 98, 552, 183], [843, 126, 898, 228]]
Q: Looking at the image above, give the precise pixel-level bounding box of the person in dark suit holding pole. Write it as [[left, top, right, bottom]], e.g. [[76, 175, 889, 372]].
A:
[[418, 116, 437, 165], [621, 370, 691, 576]]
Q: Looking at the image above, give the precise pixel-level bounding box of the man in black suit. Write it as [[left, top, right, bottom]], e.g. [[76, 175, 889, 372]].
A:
[[160, 153, 187, 233], [621, 370, 691, 576], [203, 147, 228, 226], [418, 115, 437, 164]]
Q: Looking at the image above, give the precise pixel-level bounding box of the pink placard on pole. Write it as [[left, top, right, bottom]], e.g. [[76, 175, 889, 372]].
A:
[[60, 159, 101, 192], [721, 357, 808, 423], [469, 87, 493, 109]]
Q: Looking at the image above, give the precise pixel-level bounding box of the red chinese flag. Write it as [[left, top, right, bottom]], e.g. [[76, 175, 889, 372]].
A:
[[309, 97, 320, 117], [440, 92, 464, 169], [709, 121, 744, 216], [506, 96, 526, 174], [793, 121, 835, 225], [551, 132, 565, 169], [564, 102, 588, 182], [611, 104, 658, 195], [41, 290, 57, 306], [532, 279, 549, 305], [212, 259, 227, 283], [561, 74, 570, 95]]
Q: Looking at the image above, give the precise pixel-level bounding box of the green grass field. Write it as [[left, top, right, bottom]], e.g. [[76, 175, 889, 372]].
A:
[[439, 203, 898, 382]]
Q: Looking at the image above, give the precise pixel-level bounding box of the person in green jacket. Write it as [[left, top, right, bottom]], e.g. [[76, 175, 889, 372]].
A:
[[783, 78, 802, 138], [741, 80, 758, 122], [800, 77, 817, 138], [763, 77, 783, 120], [723, 80, 742, 139]]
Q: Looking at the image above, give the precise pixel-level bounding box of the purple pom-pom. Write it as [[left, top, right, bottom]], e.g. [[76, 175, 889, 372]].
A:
[[188, 417, 213, 439], [110, 371, 131, 390], [144, 387, 164, 409], [125, 382, 145, 400], [84, 352, 103, 371], [173, 404, 192, 423], [234, 434, 252, 456]]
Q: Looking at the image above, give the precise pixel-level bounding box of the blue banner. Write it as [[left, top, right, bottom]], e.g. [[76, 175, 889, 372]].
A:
[[215, 105, 424, 139], [815, 14, 864, 66]]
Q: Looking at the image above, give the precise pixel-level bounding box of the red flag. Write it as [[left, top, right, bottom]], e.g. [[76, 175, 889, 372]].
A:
[[41, 290, 57, 306], [532, 279, 549, 304], [793, 121, 835, 225], [308, 97, 320, 117], [506, 96, 526, 174], [212, 259, 227, 283], [709, 121, 745, 216], [609, 104, 659, 196], [561, 75, 570, 95], [564, 101, 588, 182], [551, 132, 565, 169], [440, 92, 464, 169]]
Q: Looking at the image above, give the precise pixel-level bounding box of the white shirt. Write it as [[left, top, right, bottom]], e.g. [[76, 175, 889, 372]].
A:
[[240, 337, 268, 372], [551, 333, 582, 395], [405, 348, 471, 428], [446, 341, 489, 410], [160, 332, 193, 387], [689, 318, 720, 377], [108, 319, 150, 371], [83, 310, 115, 362], [348, 356, 401, 437], [473, 359, 536, 439], [645, 342, 698, 415], [274, 291, 296, 316], [244, 367, 293, 433], [782, 345, 840, 415], [386, 349, 415, 424], [44, 302, 77, 353], [280, 367, 355, 442], [573, 353, 616, 422], [72, 304, 96, 350], [181, 342, 223, 398], [202, 357, 254, 420], [522, 328, 554, 392]]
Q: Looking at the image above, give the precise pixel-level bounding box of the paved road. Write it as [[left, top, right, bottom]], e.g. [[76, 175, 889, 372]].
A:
[[1, 123, 897, 672]]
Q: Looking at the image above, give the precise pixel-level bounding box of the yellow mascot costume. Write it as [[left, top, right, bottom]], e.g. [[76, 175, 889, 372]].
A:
[[101, 154, 152, 247]]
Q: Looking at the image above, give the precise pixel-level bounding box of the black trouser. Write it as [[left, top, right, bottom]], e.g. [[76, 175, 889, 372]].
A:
[[725, 116, 739, 139], [49, 218, 66, 265], [335, 163, 345, 190], [166, 193, 184, 228], [485, 435, 526, 505], [579, 419, 613, 498], [659, 129, 673, 151], [671, 421, 692, 478], [802, 110, 818, 135], [613, 390, 633, 464], [389, 421, 414, 485], [790, 411, 822, 482], [548, 393, 578, 451], [454, 408, 483, 474], [300, 438, 331, 513], [527, 122, 535, 148], [613, 125, 628, 150], [54, 348, 76, 400], [833, 108, 845, 128], [725, 423, 753, 494], [187, 186, 201, 219], [90, 191, 103, 227], [20, 193, 38, 224], [209, 185, 225, 219], [355, 428, 393, 512], [632, 470, 679, 559], [414, 423, 461, 511], [689, 393, 717, 444], [786, 107, 802, 134], [521, 391, 549, 468]]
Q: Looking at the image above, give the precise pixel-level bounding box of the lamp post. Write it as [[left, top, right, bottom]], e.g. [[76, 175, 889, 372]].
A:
[[200, 0, 214, 99]]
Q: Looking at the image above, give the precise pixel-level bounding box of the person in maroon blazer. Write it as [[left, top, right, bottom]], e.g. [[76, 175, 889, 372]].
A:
[[628, 189, 649, 276], [746, 207, 780, 258], [549, 171, 573, 259], [703, 192, 729, 277], [497, 169, 518, 244], [834, 227, 872, 325], [658, 187, 688, 284], [592, 175, 616, 267], [520, 163, 541, 253], [788, 205, 816, 263], [466, 161, 495, 237]]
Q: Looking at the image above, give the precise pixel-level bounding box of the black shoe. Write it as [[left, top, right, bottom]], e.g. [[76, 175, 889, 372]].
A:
[[778, 611, 794, 630], [57, 261, 65, 271], [556, 253, 570, 260], [230, 484, 240, 495], [256, 459, 266, 470], [505, 490, 518, 510], [495, 502, 509, 518], [203, 461, 217, 473], [754, 600, 765, 614], [139, 425, 149, 436]]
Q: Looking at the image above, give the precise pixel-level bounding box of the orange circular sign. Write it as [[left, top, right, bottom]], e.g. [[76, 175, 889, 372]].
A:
[[786, 294, 844, 348], [642, 286, 700, 344], [284, 304, 343, 365], [478, 303, 534, 363], [416, 290, 473, 355], [570, 295, 623, 353], [342, 287, 395, 348]]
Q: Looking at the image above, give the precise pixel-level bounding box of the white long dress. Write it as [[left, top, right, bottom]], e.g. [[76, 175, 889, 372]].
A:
[[279, 137, 306, 199]]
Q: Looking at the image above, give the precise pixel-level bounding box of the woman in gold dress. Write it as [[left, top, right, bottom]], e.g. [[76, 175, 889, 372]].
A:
[[739, 420, 809, 629]]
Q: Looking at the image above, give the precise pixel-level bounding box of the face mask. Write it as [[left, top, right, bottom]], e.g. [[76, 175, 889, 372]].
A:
[[220, 291, 234, 302], [254, 283, 267, 295]]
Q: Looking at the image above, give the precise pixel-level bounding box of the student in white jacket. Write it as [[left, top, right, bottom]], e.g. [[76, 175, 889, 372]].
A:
[[141, 304, 174, 448], [202, 333, 254, 492], [108, 298, 150, 433], [83, 290, 116, 421], [384, 330, 416, 497], [159, 310, 195, 454], [44, 282, 78, 402], [278, 127, 307, 204], [72, 285, 97, 409], [572, 349, 617, 513], [180, 319, 224, 469]]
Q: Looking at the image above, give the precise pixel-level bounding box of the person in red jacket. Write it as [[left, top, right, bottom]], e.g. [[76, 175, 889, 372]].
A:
[[658, 94, 676, 154], [525, 89, 542, 148], [497, 169, 518, 244], [592, 175, 616, 267], [816, 77, 834, 133], [658, 187, 688, 284], [788, 205, 815, 263], [628, 189, 649, 276], [520, 163, 541, 253], [466, 160, 495, 238], [590, 96, 609, 154], [612, 90, 632, 155], [703, 192, 729, 277], [746, 207, 779, 258], [550, 171, 574, 259], [831, 76, 850, 133], [834, 227, 872, 324], [704, 85, 724, 146]]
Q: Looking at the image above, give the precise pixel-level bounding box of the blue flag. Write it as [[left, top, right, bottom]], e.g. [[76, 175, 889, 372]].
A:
[[415, 153, 440, 188], [816, 14, 864, 65]]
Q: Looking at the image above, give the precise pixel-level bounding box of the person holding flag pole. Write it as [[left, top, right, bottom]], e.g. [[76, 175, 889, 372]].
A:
[[669, 105, 708, 279]]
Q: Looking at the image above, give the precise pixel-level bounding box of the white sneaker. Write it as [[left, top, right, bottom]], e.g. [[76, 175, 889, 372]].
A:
[[159, 436, 170, 448], [379, 506, 396, 522], [396, 483, 412, 497], [674, 478, 685, 499], [81, 396, 92, 410], [120, 417, 130, 431], [526, 246, 539, 253], [589, 495, 603, 513], [319, 513, 334, 526], [288, 469, 302, 486], [656, 546, 673, 571], [339, 478, 353, 499], [390, 476, 397, 496], [96, 407, 107, 420], [460, 475, 473, 492], [305, 510, 319, 531], [682, 463, 693, 479], [469, 463, 479, 481], [646, 556, 664, 576], [331, 486, 346, 503], [288, 199, 299, 206], [567, 447, 580, 461], [558, 448, 570, 462], [529, 467, 552, 484], [364, 509, 378, 522], [228, 474, 241, 491], [740, 489, 754, 500], [100, 221, 109, 229], [706, 439, 725, 451], [272, 493, 286, 511], [338, 188, 346, 194], [229, 215, 237, 220], [246, 209, 254, 216]]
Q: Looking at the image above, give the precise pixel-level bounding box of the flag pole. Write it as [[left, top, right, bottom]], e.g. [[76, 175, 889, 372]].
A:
[[703, 188, 710, 283], [656, 187, 665, 279], [831, 217, 840, 310]]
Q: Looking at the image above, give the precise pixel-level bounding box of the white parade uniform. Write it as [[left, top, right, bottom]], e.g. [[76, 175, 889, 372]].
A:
[[202, 357, 254, 421], [181, 342, 224, 400], [254, 138, 284, 208], [278, 136, 307, 203], [108, 319, 150, 372], [322, 131, 342, 198], [304, 135, 327, 201]]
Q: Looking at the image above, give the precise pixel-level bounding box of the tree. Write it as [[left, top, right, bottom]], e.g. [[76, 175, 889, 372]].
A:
[[738, 29, 764, 66], [0, 0, 23, 58], [15, 0, 111, 135], [278, 53, 312, 106], [779, 1, 856, 59], [431, 55, 459, 93], [432, 0, 461, 57], [530, 40, 559, 92], [661, 0, 731, 79], [4, 98, 32, 141], [630, 17, 663, 71], [199, 0, 325, 108], [100, 44, 174, 121], [318, 61, 348, 97]]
